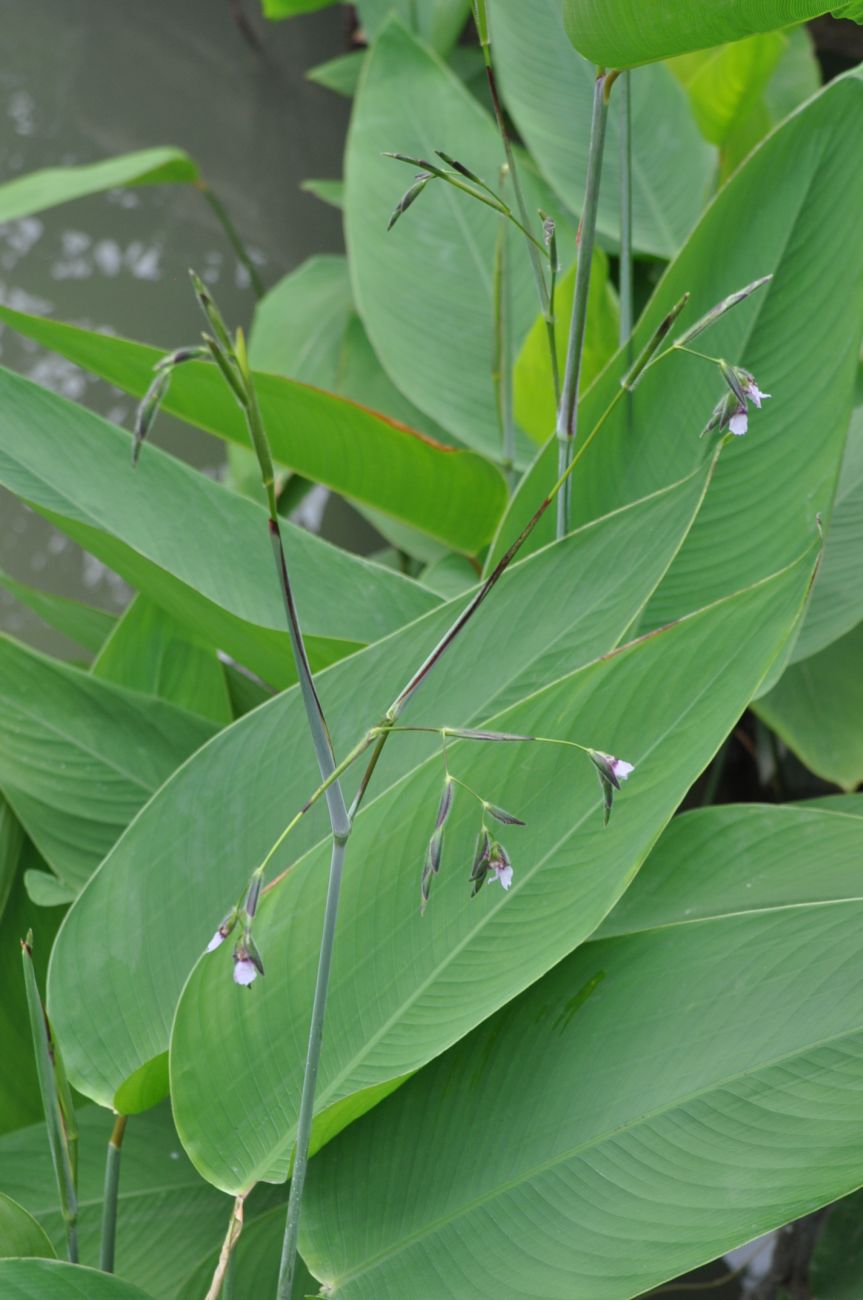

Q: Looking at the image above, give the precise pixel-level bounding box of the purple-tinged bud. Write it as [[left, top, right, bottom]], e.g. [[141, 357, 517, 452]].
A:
[[435, 150, 484, 186], [132, 369, 170, 466], [443, 727, 534, 744], [674, 275, 772, 347], [470, 829, 491, 897], [434, 778, 454, 831], [719, 360, 748, 407], [244, 871, 263, 920], [154, 345, 208, 372], [387, 172, 433, 232], [484, 802, 525, 827], [587, 750, 635, 827], [189, 269, 233, 352]]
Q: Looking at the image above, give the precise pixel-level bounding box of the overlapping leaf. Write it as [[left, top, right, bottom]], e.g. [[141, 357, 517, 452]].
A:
[[48, 464, 712, 1120], [0, 147, 197, 225], [301, 804, 863, 1298], [0, 365, 440, 687], [0, 1261, 149, 1298]]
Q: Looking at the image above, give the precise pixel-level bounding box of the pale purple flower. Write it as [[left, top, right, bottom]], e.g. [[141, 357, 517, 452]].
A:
[[741, 376, 771, 409], [728, 408, 749, 437], [608, 756, 635, 782], [489, 861, 514, 890], [206, 928, 226, 953], [233, 958, 258, 987]]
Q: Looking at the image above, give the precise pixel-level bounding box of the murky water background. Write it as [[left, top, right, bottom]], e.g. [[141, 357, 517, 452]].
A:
[[0, 0, 349, 654]]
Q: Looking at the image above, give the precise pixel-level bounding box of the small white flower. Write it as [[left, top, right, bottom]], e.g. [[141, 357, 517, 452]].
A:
[[489, 862, 514, 890], [729, 408, 749, 437], [609, 757, 635, 782], [206, 928, 226, 953], [742, 376, 771, 409], [233, 958, 258, 987]]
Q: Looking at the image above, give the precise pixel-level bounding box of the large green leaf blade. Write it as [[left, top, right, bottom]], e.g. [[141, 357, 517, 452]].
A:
[[0, 365, 440, 687], [0, 147, 198, 225], [561, 1, 852, 68], [301, 803, 863, 1298], [0, 635, 215, 891], [492, 0, 714, 257], [0, 1194, 55, 1261], [48, 466, 712, 1116], [0, 1261, 149, 1299], [488, 71, 863, 634], [357, 0, 470, 52], [345, 18, 575, 457], [169, 545, 812, 1193], [0, 306, 505, 554], [0, 569, 115, 657]]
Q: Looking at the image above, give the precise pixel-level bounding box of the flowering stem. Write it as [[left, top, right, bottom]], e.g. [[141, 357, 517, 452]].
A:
[[473, 0, 559, 404], [492, 188, 516, 482], [99, 1113, 127, 1273], [196, 181, 265, 301], [619, 71, 634, 439], [556, 68, 616, 539]]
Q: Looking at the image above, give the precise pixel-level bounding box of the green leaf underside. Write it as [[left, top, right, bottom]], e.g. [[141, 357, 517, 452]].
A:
[[92, 594, 232, 725], [346, 19, 577, 459], [169, 546, 812, 1194], [0, 147, 198, 225], [0, 1261, 150, 1298], [492, 0, 715, 257], [488, 71, 863, 640], [301, 804, 863, 1298], [0, 364, 440, 689], [0, 1194, 56, 1261], [0, 568, 115, 657], [49, 464, 712, 1121], [0, 305, 505, 555], [561, 1, 848, 68], [0, 1105, 252, 1298], [755, 620, 863, 791], [0, 635, 216, 891], [668, 33, 786, 148]]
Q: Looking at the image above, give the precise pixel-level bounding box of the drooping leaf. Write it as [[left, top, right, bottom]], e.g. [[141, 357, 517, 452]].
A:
[[561, 1, 855, 68], [301, 803, 863, 1298], [346, 18, 577, 458], [491, 0, 715, 257], [488, 71, 863, 642], [0, 365, 440, 688], [0, 634, 216, 891], [755, 620, 863, 791], [48, 464, 714, 1119], [514, 250, 619, 444], [0, 147, 198, 225], [92, 595, 232, 725], [168, 546, 812, 1193], [0, 306, 505, 555], [0, 1194, 56, 1260], [357, 0, 471, 52], [0, 569, 115, 657]]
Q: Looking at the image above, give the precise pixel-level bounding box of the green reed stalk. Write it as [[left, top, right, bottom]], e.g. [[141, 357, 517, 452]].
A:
[[196, 181, 265, 301], [99, 1113, 128, 1273], [556, 69, 616, 539]]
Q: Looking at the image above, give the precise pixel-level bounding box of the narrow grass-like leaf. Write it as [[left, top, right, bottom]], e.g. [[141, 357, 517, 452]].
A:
[[0, 147, 198, 224], [0, 569, 115, 657]]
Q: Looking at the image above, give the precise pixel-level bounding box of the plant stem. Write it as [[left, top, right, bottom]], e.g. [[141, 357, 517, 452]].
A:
[[619, 71, 633, 351], [492, 192, 515, 483], [556, 68, 615, 539], [474, 0, 559, 403], [99, 1113, 128, 1273], [206, 1194, 246, 1300], [196, 181, 265, 300]]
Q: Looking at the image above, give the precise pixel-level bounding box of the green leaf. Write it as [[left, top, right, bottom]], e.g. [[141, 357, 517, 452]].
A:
[[811, 1189, 863, 1299], [48, 464, 713, 1118], [0, 837, 65, 1135], [491, 0, 715, 257], [0, 1105, 236, 1298], [755, 620, 863, 790], [0, 795, 24, 925], [307, 52, 366, 98], [346, 18, 577, 458], [488, 71, 863, 637], [92, 595, 232, 725], [23, 873, 76, 908], [764, 26, 821, 123], [790, 404, 863, 664], [357, 0, 471, 52], [249, 255, 461, 449], [668, 32, 786, 146], [0, 305, 504, 555], [262, 0, 337, 15], [168, 545, 812, 1193], [420, 553, 478, 599], [0, 1194, 56, 1260], [0, 569, 115, 657], [0, 364, 440, 688], [0, 634, 216, 891], [514, 250, 619, 444], [0, 1261, 149, 1299], [562, 1, 847, 68], [301, 803, 863, 1297], [0, 147, 198, 225], [300, 176, 345, 208]]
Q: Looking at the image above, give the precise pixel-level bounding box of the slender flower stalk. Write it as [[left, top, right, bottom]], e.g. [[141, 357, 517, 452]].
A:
[[473, 0, 559, 403], [99, 1113, 128, 1273], [195, 179, 265, 300], [618, 71, 633, 352], [556, 68, 617, 538], [492, 169, 516, 482]]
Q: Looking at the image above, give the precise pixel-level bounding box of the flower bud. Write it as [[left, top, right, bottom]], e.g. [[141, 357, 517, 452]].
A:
[[674, 275, 772, 347], [387, 173, 433, 232], [484, 802, 525, 827], [587, 750, 635, 827], [470, 829, 491, 896], [132, 369, 170, 465]]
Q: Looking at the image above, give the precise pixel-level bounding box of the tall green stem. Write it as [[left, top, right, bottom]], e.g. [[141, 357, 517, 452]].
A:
[[197, 181, 265, 301], [99, 1113, 128, 1273], [619, 72, 633, 351], [555, 69, 614, 539]]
